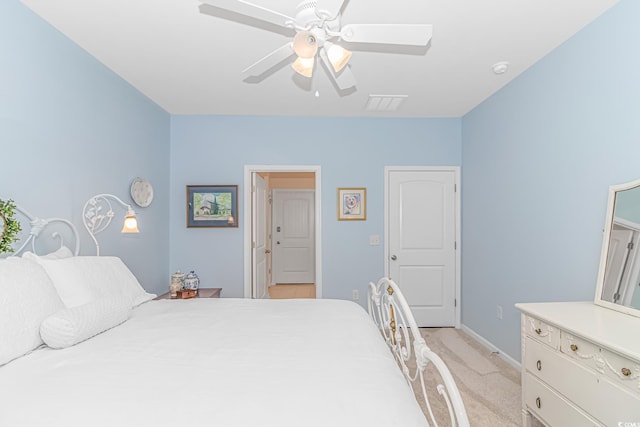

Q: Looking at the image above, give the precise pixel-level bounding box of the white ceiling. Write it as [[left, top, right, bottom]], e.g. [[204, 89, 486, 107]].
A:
[[21, 0, 619, 118]]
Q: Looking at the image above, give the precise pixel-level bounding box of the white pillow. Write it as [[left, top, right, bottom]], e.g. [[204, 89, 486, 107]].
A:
[[36, 256, 156, 309], [40, 297, 131, 349], [22, 246, 74, 261], [0, 258, 64, 365]]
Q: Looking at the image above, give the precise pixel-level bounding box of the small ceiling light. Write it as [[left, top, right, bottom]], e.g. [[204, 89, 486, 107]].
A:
[[315, 90, 320, 97], [292, 31, 318, 59], [492, 61, 509, 75], [325, 41, 352, 73], [292, 56, 315, 77]]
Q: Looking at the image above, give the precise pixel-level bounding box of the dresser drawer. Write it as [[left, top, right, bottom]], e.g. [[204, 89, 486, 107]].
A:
[[524, 315, 559, 349], [523, 372, 601, 427], [526, 336, 640, 425], [562, 332, 640, 396], [524, 336, 598, 410]]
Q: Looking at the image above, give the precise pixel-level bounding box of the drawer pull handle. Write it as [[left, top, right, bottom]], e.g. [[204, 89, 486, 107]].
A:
[[570, 344, 578, 352], [536, 360, 542, 371], [622, 368, 632, 377], [534, 328, 542, 335], [535, 397, 541, 409]]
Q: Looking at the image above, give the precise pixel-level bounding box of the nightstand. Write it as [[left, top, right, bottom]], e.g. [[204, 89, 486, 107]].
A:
[[154, 288, 222, 300]]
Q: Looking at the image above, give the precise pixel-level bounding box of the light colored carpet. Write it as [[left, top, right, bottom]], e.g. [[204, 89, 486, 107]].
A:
[[268, 284, 316, 299], [406, 328, 535, 427]]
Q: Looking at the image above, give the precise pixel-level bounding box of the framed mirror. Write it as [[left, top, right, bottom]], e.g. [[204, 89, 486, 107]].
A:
[[594, 178, 640, 317]]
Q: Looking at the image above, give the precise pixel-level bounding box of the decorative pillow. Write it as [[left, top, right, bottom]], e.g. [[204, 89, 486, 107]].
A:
[[35, 256, 156, 309], [40, 297, 132, 349], [22, 246, 74, 261], [0, 258, 64, 365]]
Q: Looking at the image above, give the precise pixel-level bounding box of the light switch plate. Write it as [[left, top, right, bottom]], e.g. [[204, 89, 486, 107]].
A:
[[369, 235, 381, 245]]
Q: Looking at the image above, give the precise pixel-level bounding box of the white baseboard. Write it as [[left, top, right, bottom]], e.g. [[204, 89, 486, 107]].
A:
[[460, 324, 521, 371]]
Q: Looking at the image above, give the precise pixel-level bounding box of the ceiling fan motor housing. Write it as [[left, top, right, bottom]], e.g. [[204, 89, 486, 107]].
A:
[[295, 1, 341, 33]]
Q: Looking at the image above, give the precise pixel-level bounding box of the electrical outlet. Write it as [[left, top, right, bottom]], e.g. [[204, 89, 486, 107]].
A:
[[496, 305, 503, 320], [352, 290, 360, 301]]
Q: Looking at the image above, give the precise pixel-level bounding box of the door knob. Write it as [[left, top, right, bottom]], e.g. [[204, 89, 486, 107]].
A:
[[276, 241, 280, 245], [391, 255, 397, 260], [265, 249, 271, 254]]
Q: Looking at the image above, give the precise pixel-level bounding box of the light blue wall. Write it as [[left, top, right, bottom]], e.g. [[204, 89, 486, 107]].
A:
[[461, 0, 640, 360], [0, 1, 171, 294], [170, 116, 461, 301], [6, 0, 638, 364]]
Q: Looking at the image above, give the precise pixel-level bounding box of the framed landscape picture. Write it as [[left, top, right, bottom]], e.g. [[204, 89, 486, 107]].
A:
[[337, 187, 366, 221], [187, 185, 238, 228]]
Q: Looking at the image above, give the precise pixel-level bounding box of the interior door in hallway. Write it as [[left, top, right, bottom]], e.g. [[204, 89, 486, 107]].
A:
[[272, 189, 315, 284], [387, 168, 458, 327]]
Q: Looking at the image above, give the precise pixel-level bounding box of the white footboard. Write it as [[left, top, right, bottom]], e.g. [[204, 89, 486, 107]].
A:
[[368, 277, 470, 427]]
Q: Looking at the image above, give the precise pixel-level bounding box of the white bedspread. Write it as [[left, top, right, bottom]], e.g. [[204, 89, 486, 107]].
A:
[[0, 298, 428, 427]]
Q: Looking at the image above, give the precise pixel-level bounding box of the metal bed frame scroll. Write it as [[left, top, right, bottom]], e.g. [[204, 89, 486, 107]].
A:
[[1, 201, 80, 257], [368, 277, 470, 427]]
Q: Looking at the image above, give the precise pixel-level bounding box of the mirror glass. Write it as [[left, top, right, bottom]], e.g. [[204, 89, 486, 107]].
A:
[[595, 179, 640, 317]]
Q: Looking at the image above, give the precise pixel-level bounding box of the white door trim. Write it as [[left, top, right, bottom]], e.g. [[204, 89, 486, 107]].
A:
[[384, 166, 461, 328], [244, 165, 322, 299]]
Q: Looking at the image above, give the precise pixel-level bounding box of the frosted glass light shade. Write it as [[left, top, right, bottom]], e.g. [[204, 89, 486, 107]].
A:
[[292, 57, 314, 78], [292, 31, 318, 59], [326, 43, 352, 73], [121, 211, 139, 233]]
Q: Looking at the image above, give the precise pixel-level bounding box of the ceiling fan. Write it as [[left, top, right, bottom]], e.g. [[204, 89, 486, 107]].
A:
[[199, 0, 433, 91]]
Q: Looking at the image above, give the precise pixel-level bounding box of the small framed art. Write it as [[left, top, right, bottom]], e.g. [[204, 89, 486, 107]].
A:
[[187, 185, 238, 228], [337, 187, 366, 221]]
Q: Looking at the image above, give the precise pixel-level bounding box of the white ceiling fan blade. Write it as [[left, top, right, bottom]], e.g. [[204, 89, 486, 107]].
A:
[[340, 24, 433, 46], [319, 48, 356, 90], [242, 43, 295, 77], [314, 0, 346, 20], [199, 0, 295, 29]]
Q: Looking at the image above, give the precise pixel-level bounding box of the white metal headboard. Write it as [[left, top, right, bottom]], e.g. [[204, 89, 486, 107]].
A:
[[368, 277, 470, 427], [1, 201, 79, 257]]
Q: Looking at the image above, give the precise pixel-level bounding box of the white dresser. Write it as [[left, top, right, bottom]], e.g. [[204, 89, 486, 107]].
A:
[[516, 301, 640, 427]]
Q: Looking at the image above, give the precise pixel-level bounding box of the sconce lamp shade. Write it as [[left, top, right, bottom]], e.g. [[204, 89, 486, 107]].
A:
[[121, 209, 139, 233], [292, 56, 315, 77], [227, 215, 235, 225], [325, 42, 352, 73]]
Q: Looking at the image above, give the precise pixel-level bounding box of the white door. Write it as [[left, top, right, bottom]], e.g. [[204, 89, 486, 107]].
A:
[[251, 173, 269, 298], [387, 168, 458, 327], [272, 190, 315, 284], [602, 228, 634, 303]]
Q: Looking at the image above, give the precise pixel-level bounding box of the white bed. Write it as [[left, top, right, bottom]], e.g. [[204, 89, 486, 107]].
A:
[[0, 201, 469, 427]]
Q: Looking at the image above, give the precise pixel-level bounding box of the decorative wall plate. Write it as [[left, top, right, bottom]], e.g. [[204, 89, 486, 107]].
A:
[[130, 178, 154, 208]]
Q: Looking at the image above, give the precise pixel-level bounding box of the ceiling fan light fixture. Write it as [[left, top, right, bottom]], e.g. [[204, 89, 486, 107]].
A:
[[292, 56, 315, 78], [325, 42, 352, 73], [292, 31, 318, 59]]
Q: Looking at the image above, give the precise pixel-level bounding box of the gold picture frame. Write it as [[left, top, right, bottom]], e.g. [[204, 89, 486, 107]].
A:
[[337, 188, 366, 221]]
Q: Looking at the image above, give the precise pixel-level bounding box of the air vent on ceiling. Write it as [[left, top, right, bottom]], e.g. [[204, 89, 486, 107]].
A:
[[365, 95, 408, 112]]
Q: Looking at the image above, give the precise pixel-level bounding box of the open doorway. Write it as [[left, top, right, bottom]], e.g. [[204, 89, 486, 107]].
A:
[[243, 165, 322, 299]]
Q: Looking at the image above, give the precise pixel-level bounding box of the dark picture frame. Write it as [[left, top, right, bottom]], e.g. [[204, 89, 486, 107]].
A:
[[186, 185, 238, 228]]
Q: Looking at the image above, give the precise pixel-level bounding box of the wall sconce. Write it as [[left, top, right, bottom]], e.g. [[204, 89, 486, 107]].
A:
[[83, 193, 139, 255]]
